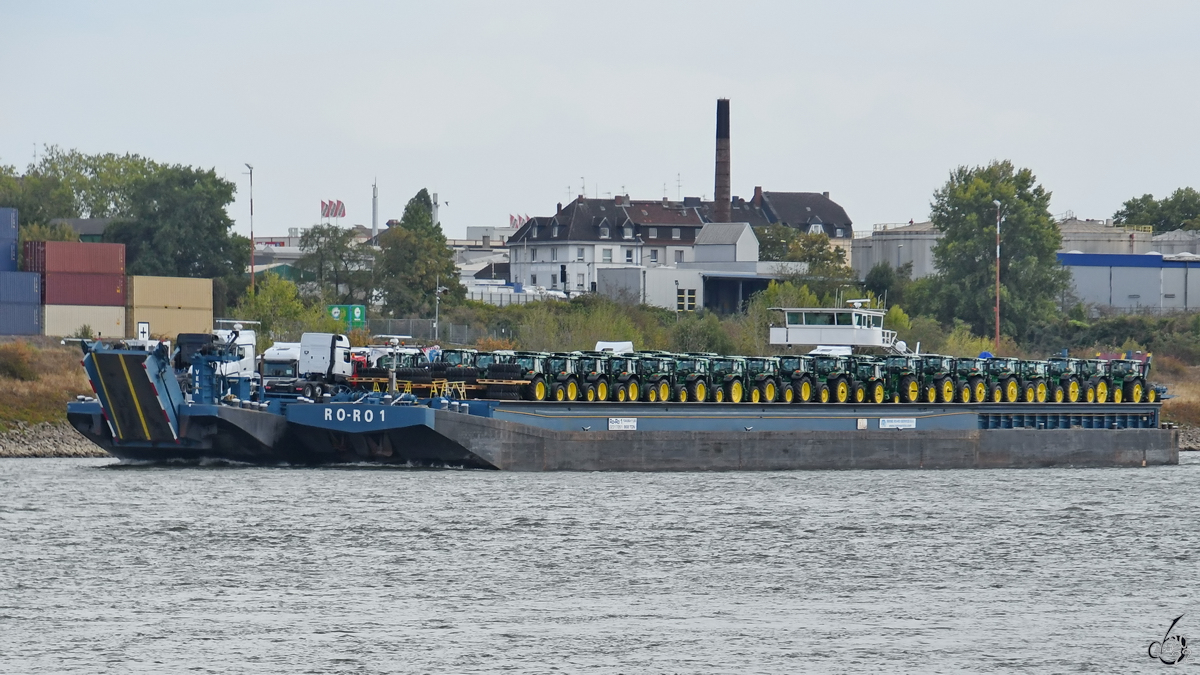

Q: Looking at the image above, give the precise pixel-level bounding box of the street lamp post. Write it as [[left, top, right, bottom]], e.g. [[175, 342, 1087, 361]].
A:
[[245, 163, 255, 295], [993, 199, 1002, 351]]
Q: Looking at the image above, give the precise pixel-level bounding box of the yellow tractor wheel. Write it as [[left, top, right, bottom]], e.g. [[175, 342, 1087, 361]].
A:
[[941, 379, 955, 402], [597, 381, 608, 401], [960, 384, 971, 403], [586, 386, 596, 402], [925, 385, 937, 403], [648, 388, 657, 403], [1024, 385, 1035, 403], [659, 381, 670, 402], [1054, 387, 1064, 403], [820, 386, 830, 403], [1068, 380, 1080, 402], [854, 386, 865, 403], [837, 380, 850, 403], [873, 383, 885, 403], [751, 388, 761, 403], [617, 386, 627, 402], [974, 381, 987, 402], [1036, 381, 1047, 402], [765, 381, 776, 402], [1132, 382, 1143, 402], [800, 380, 812, 402], [1086, 386, 1095, 403], [1005, 380, 1019, 403], [677, 387, 687, 402], [731, 381, 744, 403], [907, 380, 919, 402], [627, 381, 639, 401], [567, 381, 578, 401], [535, 380, 547, 401], [1148, 388, 1157, 402], [784, 386, 794, 404], [1113, 387, 1123, 403], [694, 381, 707, 402], [555, 385, 565, 401], [715, 387, 725, 403]]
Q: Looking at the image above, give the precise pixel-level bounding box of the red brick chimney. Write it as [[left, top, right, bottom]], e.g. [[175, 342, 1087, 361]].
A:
[[753, 186, 763, 208], [714, 99, 731, 223]]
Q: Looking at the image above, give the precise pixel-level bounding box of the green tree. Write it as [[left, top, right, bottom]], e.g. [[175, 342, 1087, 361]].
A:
[[105, 165, 249, 280], [231, 273, 340, 351], [293, 223, 377, 304], [33, 146, 158, 218], [925, 160, 1068, 339], [376, 189, 464, 317], [0, 162, 78, 227], [863, 261, 913, 307], [754, 223, 798, 261], [1113, 187, 1200, 231]]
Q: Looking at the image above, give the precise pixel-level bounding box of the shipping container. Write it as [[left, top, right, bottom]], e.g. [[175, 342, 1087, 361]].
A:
[[126, 307, 213, 338], [0, 271, 41, 304], [23, 240, 125, 274], [43, 305, 124, 338], [0, 239, 16, 272], [43, 272, 125, 306], [127, 275, 213, 309], [0, 302, 41, 335], [0, 207, 16, 240]]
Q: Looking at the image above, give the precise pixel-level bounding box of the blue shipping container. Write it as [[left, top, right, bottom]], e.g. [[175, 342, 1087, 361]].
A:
[[0, 302, 41, 335], [0, 207, 15, 240], [0, 239, 15, 272], [0, 271, 40, 304]]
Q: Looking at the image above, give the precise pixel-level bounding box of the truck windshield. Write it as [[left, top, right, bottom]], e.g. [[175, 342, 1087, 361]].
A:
[[443, 351, 467, 365], [779, 357, 801, 371], [263, 361, 296, 378], [711, 360, 731, 374], [676, 359, 697, 372], [476, 354, 495, 368], [549, 358, 568, 373], [611, 358, 631, 374], [885, 356, 909, 369], [856, 363, 874, 380], [924, 357, 947, 371], [515, 356, 537, 371], [1111, 361, 1133, 376], [747, 358, 770, 372], [1047, 359, 1068, 376]]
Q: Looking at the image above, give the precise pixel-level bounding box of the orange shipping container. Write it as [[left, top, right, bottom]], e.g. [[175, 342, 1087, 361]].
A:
[[126, 275, 213, 309]]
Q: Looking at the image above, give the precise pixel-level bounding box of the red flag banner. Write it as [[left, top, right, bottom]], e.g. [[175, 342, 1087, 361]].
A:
[[321, 201, 329, 218], [336, 201, 346, 218]]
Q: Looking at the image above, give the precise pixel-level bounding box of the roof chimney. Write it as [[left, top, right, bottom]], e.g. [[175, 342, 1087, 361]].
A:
[[822, 191, 830, 198], [714, 99, 731, 223], [556, 202, 563, 213], [753, 186, 763, 208]]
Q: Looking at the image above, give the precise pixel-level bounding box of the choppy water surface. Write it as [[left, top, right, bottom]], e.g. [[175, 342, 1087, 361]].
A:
[[2, 457, 1198, 673]]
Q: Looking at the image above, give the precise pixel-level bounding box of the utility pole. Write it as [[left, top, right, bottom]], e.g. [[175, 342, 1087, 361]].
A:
[[434, 275, 448, 342], [246, 163, 255, 295], [993, 199, 1002, 351]]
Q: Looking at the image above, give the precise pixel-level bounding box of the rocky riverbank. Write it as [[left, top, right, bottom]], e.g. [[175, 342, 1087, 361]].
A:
[[0, 422, 110, 458]]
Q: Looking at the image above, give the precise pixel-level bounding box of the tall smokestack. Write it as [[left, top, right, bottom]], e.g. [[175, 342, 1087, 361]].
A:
[[714, 99, 731, 223], [371, 182, 378, 241]]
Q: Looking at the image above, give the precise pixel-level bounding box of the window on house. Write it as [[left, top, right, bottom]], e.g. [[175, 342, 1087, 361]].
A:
[[531, 274, 537, 286], [676, 289, 697, 312], [529, 247, 537, 261], [551, 248, 558, 262], [551, 225, 559, 237], [576, 273, 584, 289], [623, 226, 633, 240], [531, 226, 538, 239], [674, 249, 684, 263], [600, 227, 610, 239], [602, 249, 613, 263], [551, 275, 557, 288], [650, 249, 659, 263], [672, 228, 681, 240], [648, 227, 658, 239], [625, 249, 634, 263], [835, 228, 843, 238]]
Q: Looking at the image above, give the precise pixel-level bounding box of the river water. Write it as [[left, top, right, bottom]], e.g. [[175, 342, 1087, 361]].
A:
[[2, 456, 1197, 673]]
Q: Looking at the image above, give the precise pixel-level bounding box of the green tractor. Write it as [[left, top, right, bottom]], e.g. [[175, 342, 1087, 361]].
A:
[[708, 356, 748, 403], [547, 353, 583, 401], [811, 354, 853, 403], [1046, 356, 1086, 403], [882, 354, 923, 403], [575, 351, 614, 401], [953, 357, 989, 402], [502, 351, 553, 401], [745, 356, 782, 403], [1109, 358, 1155, 403], [672, 354, 712, 402], [639, 355, 678, 402], [608, 354, 645, 402], [918, 354, 959, 403], [1016, 360, 1050, 403], [984, 357, 1023, 403], [776, 354, 815, 403], [846, 355, 888, 403], [1079, 359, 1112, 403]]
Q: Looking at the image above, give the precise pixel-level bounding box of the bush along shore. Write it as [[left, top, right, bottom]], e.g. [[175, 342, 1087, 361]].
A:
[[0, 422, 109, 458]]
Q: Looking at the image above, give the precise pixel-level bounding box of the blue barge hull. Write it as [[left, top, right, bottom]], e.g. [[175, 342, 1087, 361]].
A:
[[67, 398, 1177, 470]]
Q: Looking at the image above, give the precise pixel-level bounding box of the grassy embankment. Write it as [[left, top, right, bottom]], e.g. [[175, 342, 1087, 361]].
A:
[[1149, 356, 1200, 426], [0, 339, 91, 430]]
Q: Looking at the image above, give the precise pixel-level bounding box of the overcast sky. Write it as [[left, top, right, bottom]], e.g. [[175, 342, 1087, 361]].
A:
[[4, 1, 1199, 238]]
